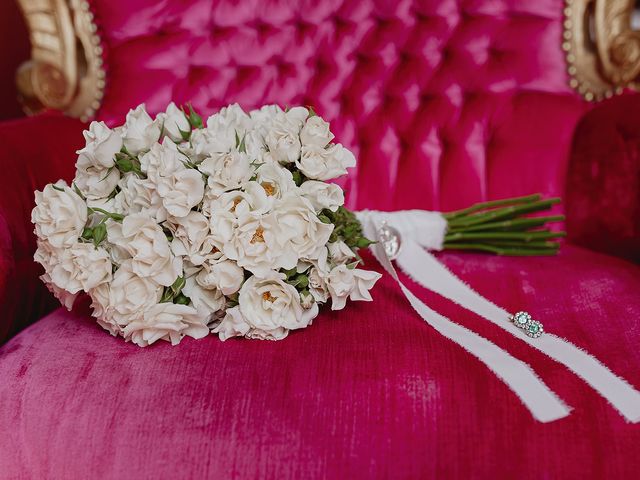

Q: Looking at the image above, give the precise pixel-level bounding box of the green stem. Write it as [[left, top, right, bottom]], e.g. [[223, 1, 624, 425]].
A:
[[444, 231, 566, 242], [473, 240, 561, 249], [443, 193, 542, 220], [442, 242, 560, 256], [447, 215, 565, 233], [447, 198, 562, 228]]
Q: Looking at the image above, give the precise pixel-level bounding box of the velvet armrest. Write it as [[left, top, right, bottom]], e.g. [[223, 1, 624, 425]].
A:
[[0, 113, 86, 344], [566, 94, 640, 263]]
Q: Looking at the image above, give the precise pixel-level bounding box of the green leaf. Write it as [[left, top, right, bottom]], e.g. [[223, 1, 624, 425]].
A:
[[318, 214, 331, 224], [346, 260, 361, 270], [179, 127, 191, 141], [92, 223, 107, 246], [355, 237, 375, 248], [170, 276, 186, 296], [307, 106, 317, 117], [160, 288, 174, 303], [72, 182, 85, 199], [89, 207, 124, 222], [115, 155, 133, 172], [174, 293, 190, 305], [187, 103, 204, 129], [291, 170, 304, 187], [81, 227, 93, 240], [286, 274, 309, 289], [282, 268, 297, 279]]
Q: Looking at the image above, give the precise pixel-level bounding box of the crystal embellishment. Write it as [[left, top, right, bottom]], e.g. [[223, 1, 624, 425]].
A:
[[509, 311, 544, 338], [378, 221, 402, 260]]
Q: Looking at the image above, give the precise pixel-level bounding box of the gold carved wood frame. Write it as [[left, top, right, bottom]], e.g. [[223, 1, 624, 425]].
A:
[[14, 0, 640, 118], [16, 0, 105, 120], [564, 0, 640, 100]]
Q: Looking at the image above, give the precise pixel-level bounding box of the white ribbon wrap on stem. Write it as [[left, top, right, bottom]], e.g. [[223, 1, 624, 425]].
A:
[[356, 209, 640, 423]]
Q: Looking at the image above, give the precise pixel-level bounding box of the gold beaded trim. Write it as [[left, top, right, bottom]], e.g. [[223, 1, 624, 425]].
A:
[[563, 0, 639, 101], [16, 0, 106, 120]]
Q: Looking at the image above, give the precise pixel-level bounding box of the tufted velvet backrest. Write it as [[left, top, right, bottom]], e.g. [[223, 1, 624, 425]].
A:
[[92, 0, 588, 211]]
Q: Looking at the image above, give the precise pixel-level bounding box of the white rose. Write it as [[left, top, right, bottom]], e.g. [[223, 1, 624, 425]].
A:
[[157, 102, 190, 142], [255, 162, 296, 200], [113, 174, 165, 220], [122, 104, 162, 155], [48, 242, 112, 294], [157, 168, 204, 218], [243, 129, 268, 159], [190, 126, 235, 159], [249, 104, 283, 131], [89, 283, 121, 336], [299, 180, 344, 212], [182, 275, 225, 316], [139, 139, 185, 181], [196, 259, 244, 295], [276, 192, 334, 261], [32, 181, 88, 248], [140, 141, 204, 217], [34, 238, 59, 273], [74, 152, 120, 200], [123, 303, 209, 347], [187, 104, 251, 160], [326, 264, 382, 310], [198, 150, 252, 196], [264, 107, 308, 164], [224, 213, 293, 277], [76, 121, 122, 168], [107, 260, 163, 325], [212, 306, 250, 341], [328, 240, 356, 264], [300, 115, 334, 147], [207, 182, 269, 219], [208, 103, 252, 137], [238, 272, 317, 340], [208, 207, 237, 252], [107, 213, 182, 286], [40, 272, 79, 310], [169, 211, 215, 266], [296, 143, 356, 181], [308, 267, 329, 303]]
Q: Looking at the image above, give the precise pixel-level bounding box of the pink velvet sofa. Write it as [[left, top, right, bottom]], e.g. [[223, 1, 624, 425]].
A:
[[1, 0, 639, 478]]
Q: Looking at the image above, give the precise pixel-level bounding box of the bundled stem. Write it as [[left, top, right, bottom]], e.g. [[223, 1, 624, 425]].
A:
[[442, 194, 565, 256]]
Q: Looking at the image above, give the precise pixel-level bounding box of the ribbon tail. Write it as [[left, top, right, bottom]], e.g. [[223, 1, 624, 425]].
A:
[[365, 221, 571, 423], [396, 239, 640, 423]]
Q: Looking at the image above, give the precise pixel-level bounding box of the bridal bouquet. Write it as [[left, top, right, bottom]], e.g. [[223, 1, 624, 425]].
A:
[[30, 102, 640, 426], [32, 102, 565, 348], [32, 103, 382, 346]]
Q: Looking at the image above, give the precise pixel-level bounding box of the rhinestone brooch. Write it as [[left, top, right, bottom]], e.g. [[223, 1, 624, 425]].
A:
[[509, 311, 544, 339], [378, 221, 402, 260]]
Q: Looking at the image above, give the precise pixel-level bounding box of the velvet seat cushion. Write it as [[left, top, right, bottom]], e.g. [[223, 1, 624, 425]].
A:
[[1, 245, 638, 479]]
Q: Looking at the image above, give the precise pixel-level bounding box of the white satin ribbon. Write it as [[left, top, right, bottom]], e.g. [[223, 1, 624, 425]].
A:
[[358, 213, 571, 422], [357, 210, 640, 423]]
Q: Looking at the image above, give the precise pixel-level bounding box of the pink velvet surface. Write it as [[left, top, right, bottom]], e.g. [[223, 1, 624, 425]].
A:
[[91, 0, 588, 211], [1, 246, 639, 479], [2, 0, 639, 477]]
